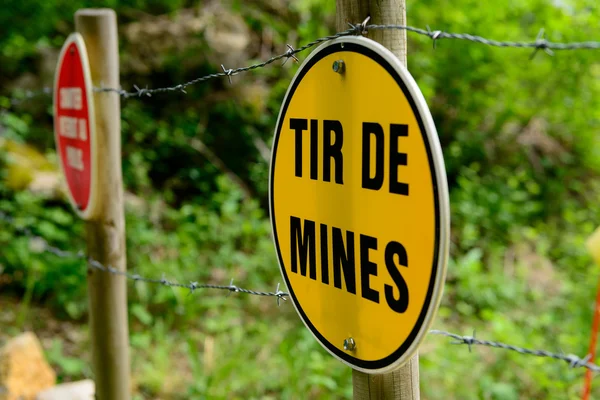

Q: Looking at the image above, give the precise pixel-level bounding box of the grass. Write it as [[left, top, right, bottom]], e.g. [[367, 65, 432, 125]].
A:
[[2, 177, 600, 399]]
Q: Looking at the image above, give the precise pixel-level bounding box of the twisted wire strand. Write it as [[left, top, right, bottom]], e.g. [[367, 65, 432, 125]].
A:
[[0, 212, 289, 305], [430, 330, 600, 372]]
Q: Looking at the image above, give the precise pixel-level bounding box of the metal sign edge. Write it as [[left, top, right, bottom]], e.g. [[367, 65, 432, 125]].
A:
[[53, 32, 98, 220], [268, 35, 450, 373]]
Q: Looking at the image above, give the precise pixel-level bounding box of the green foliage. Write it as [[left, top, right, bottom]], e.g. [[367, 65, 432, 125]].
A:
[[46, 338, 90, 381], [1, 0, 600, 398], [0, 186, 88, 320]]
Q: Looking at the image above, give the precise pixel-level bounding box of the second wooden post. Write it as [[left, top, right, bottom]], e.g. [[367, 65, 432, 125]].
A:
[[75, 9, 131, 400], [335, 0, 420, 399]]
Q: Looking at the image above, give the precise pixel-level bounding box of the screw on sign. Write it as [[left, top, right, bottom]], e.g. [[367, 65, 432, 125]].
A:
[[53, 33, 97, 219], [269, 36, 450, 373]]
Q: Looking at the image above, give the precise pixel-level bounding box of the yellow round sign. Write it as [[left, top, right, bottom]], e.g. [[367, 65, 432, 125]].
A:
[[270, 36, 449, 373]]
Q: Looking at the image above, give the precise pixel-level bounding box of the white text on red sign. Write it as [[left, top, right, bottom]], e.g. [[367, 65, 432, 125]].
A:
[[58, 87, 88, 171]]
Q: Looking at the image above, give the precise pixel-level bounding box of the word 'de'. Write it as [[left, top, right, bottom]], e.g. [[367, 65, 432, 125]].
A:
[[270, 37, 449, 373], [290, 118, 410, 194]]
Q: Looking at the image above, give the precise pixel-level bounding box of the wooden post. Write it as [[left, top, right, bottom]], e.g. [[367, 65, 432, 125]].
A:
[[336, 0, 407, 65], [75, 9, 131, 400], [336, 1, 419, 399], [351, 355, 419, 399]]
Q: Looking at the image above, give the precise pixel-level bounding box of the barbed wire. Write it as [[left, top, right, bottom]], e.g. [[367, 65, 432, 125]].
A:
[[370, 25, 600, 52], [430, 330, 600, 372], [3, 211, 600, 373], [94, 23, 600, 98], [0, 212, 289, 304], [3, 22, 599, 106]]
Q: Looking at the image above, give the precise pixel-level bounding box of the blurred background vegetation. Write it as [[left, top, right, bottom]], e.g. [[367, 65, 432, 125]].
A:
[[1, 0, 600, 399]]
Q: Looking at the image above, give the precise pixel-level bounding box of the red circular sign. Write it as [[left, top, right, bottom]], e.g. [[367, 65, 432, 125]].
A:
[[53, 34, 97, 218]]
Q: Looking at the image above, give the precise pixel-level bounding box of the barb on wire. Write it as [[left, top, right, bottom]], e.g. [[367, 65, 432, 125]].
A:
[[348, 16, 371, 36], [0, 212, 289, 304], [430, 330, 600, 373], [221, 64, 235, 84], [282, 44, 299, 66]]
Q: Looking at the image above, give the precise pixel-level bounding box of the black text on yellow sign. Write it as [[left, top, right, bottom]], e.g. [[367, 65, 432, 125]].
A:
[[270, 37, 449, 373], [290, 119, 409, 195], [288, 119, 412, 313]]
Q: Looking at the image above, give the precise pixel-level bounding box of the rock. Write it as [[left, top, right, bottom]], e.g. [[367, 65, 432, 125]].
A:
[[36, 380, 95, 400], [0, 332, 56, 400]]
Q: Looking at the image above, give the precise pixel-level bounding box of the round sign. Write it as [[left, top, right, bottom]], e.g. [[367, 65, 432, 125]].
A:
[[269, 36, 449, 373], [53, 33, 97, 219]]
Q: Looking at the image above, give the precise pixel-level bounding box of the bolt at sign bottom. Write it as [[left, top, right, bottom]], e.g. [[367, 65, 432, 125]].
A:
[[344, 337, 356, 351]]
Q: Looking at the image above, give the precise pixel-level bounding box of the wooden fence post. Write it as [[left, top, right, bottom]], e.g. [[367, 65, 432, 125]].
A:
[[75, 9, 131, 400], [335, 1, 420, 399]]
